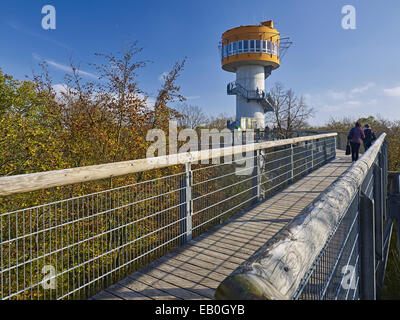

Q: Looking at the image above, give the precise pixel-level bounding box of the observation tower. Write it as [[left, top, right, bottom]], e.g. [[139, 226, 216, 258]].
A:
[[219, 20, 290, 129]]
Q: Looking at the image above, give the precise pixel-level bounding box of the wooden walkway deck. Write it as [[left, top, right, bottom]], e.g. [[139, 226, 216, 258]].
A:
[[92, 150, 352, 300]]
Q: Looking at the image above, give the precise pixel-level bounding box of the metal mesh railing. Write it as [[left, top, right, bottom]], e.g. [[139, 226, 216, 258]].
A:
[[292, 137, 390, 300], [292, 192, 361, 300], [0, 171, 187, 300], [0, 134, 336, 300]]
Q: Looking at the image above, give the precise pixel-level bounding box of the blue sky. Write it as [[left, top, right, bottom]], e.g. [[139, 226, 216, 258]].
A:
[[1, 0, 400, 125]]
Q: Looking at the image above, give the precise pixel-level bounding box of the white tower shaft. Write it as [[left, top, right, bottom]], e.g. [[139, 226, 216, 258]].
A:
[[235, 65, 265, 128]]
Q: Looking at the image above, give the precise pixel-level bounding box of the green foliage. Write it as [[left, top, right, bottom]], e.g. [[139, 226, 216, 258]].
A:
[[0, 71, 64, 177], [0, 43, 188, 299]]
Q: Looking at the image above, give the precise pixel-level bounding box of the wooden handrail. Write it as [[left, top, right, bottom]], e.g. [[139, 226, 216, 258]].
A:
[[0, 133, 337, 196], [214, 133, 386, 300]]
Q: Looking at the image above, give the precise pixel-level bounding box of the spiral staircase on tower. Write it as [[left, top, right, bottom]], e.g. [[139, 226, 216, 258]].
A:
[[227, 81, 274, 113]]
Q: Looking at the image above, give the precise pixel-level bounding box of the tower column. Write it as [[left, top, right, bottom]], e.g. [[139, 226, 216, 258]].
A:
[[236, 65, 265, 128]]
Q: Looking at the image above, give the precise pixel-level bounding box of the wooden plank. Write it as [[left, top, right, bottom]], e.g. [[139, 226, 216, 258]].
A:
[[231, 217, 284, 225], [232, 215, 281, 228], [129, 272, 209, 300], [245, 205, 304, 214], [185, 245, 245, 265], [215, 227, 271, 242], [267, 201, 312, 210], [168, 250, 239, 270], [162, 258, 228, 283], [187, 240, 250, 260], [197, 233, 260, 251], [229, 215, 293, 225], [218, 224, 282, 239], [225, 218, 288, 229], [218, 221, 277, 234], [90, 290, 122, 300], [212, 229, 267, 246], [138, 268, 215, 299], [202, 229, 265, 245], [267, 195, 318, 203], [193, 238, 256, 257], [250, 206, 300, 215], [198, 230, 261, 248], [217, 225, 279, 237], [118, 274, 179, 300], [195, 237, 257, 256], [152, 261, 221, 288], [166, 253, 234, 276], [105, 283, 151, 300]]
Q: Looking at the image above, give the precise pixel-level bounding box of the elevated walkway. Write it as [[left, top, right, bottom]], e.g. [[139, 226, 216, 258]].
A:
[[3, 132, 394, 300], [92, 150, 351, 300]]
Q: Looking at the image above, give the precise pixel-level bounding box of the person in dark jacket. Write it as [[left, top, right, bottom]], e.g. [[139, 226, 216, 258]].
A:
[[363, 124, 376, 151], [347, 121, 365, 162], [264, 125, 270, 140]]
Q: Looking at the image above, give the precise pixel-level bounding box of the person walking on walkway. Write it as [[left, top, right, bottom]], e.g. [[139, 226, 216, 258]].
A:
[[264, 125, 270, 140], [347, 121, 365, 162], [363, 124, 377, 151]]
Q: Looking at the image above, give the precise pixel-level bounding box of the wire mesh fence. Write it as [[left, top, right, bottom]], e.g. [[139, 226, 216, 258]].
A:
[[292, 193, 361, 300], [0, 171, 187, 300], [292, 138, 389, 300], [0, 134, 336, 300]]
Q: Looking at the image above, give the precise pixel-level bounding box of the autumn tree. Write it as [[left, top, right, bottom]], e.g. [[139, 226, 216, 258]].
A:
[[0, 68, 64, 176], [151, 59, 186, 131], [0, 40, 188, 197], [266, 82, 314, 138], [175, 104, 208, 129], [206, 113, 235, 130]]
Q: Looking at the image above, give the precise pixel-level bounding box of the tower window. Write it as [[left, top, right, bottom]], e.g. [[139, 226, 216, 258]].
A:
[[267, 41, 272, 54], [250, 40, 255, 52], [262, 40, 267, 53]]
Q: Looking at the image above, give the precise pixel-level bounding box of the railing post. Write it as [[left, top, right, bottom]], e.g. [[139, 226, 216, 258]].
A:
[[179, 174, 187, 245], [252, 147, 261, 204], [179, 163, 193, 244], [380, 149, 388, 220], [360, 191, 376, 300], [388, 171, 400, 218], [336, 134, 340, 151], [374, 164, 383, 262], [373, 162, 385, 299], [256, 149, 261, 201], [388, 170, 400, 260], [290, 143, 294, 182], [323, 138, 327, 163], [311, 139, 314, 169], [186, 162, 193, 242], [333, 136, 337, 159]]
